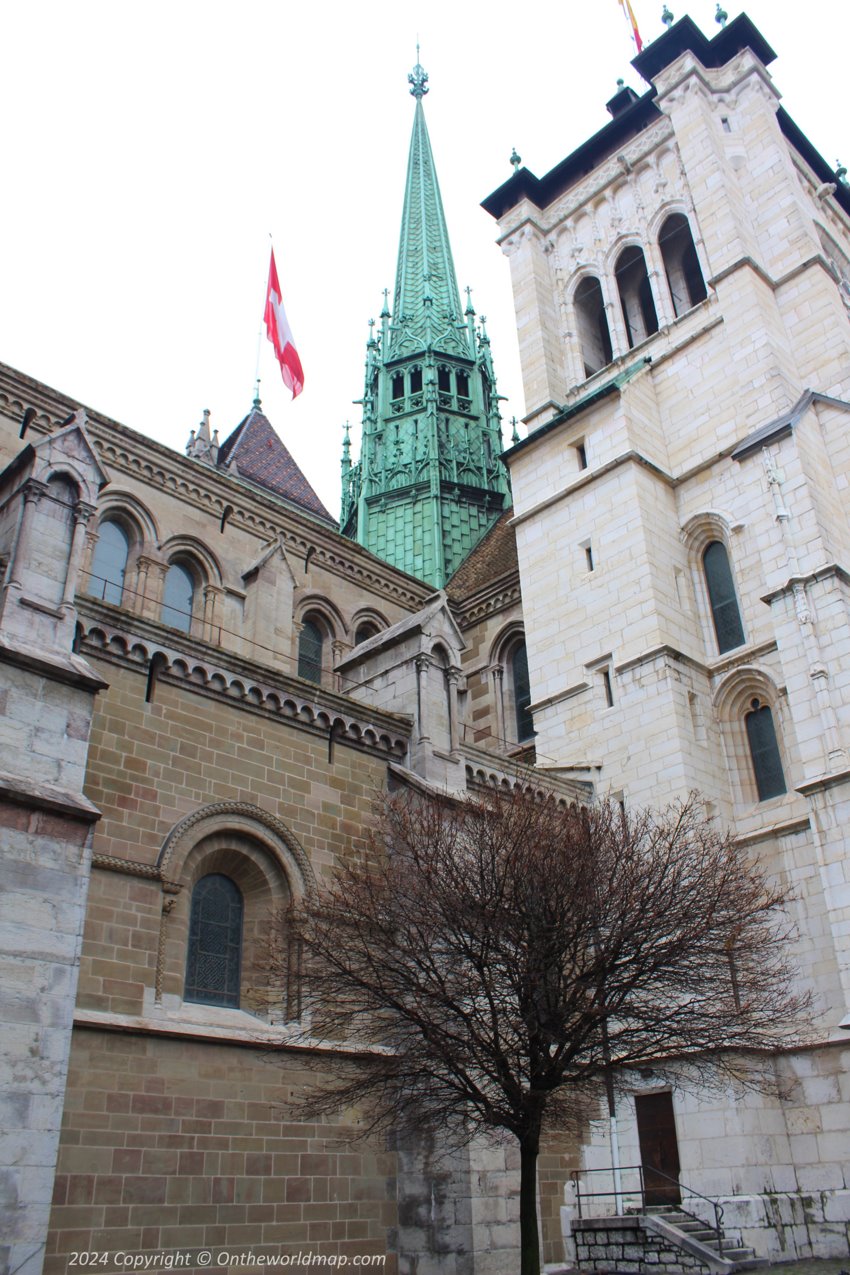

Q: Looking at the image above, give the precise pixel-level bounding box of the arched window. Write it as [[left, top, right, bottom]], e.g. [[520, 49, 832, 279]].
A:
[[354, 622, 379, 646], [185, 874, 243, 1007], [703, 541, 745, 654], [745, 699, 787, 801], [161, 561, 195, 633], [574, 277, 613, 378], [512, 642, 534, 742], [298, 619, 324, 683], [615, 246, 659, 348], [659, 214, 707, 317], [89, 519, 129, 605]]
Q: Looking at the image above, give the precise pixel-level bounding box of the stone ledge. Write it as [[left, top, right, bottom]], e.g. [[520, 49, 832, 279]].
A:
[[0, 771, 101, 822]]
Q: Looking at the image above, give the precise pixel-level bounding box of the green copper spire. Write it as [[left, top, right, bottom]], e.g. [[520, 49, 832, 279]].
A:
[[388, 53, 466, 362], [341, 59, 510, 588]]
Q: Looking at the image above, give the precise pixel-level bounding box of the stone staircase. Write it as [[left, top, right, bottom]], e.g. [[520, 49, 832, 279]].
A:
[[644, 1204, 768, 1272]]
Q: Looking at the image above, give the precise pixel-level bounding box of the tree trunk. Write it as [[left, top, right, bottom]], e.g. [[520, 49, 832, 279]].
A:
[[519, 1134, 541, 1275]]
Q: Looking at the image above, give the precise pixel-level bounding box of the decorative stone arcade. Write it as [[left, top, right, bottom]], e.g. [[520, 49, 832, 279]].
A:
[[341, 57, 510, 588]]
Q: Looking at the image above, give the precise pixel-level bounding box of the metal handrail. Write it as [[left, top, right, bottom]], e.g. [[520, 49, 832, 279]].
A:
[[569, 1164, 725, 1256]]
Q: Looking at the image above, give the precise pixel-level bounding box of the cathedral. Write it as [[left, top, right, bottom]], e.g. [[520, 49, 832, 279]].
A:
[[1, 11, 849, 1275]]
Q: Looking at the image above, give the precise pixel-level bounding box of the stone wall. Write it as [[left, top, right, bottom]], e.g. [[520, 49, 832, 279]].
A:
[[572, 1217, 709, 1275]]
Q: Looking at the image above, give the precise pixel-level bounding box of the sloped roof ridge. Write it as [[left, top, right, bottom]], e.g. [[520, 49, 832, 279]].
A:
[[217, 407, 336, 525]]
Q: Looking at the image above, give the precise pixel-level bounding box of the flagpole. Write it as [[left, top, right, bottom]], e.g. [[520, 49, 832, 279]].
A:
[[253, 232, 273, 407]]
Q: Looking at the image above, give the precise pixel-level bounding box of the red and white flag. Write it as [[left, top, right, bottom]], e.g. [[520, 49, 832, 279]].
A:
[[264, 248, 304, 398]]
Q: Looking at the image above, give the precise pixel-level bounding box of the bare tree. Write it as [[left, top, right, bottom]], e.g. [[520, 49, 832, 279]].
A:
[[281, 788, 808, 1275]]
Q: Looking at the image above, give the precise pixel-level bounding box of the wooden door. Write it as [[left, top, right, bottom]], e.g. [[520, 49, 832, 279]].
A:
[[635, 1091, 681, 1206]]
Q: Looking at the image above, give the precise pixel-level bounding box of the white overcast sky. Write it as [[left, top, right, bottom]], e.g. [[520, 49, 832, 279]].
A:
[[1, 1, 845, 516]]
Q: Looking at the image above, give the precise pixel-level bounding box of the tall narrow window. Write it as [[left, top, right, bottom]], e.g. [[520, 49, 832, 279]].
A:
[[90, 519, 129, 605], [574, 277, 613, 378], [745, 699, 786, 800], [512, 642, 533, 742], [659, 215, 707, 317], [185, 874, 243, 1007], [615, 246, 659, 348], [161, 562, 195, 633], [703, 541, 745, 653], [298, 619, 324, 683]]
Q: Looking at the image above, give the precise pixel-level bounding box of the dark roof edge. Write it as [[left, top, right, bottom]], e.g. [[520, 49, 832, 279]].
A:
[[482, 13, 778, 223], [630, 12, 775, 81], [481, 92, 661, 221], [502, 363, 648, 462], [732, 390, 850, 460], [777, 109, 850, 219]]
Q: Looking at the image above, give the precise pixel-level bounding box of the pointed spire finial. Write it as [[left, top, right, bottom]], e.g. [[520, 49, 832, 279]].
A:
[[380, 288, 390, 318], [661, 5, 674, 27], [511, 417, 520, 445], [409, 46, 429, 99], [510, 148, 522, 172], [715, 4, 728, 26], [253, 378, 261, 410], [465, 286, 475, 316]]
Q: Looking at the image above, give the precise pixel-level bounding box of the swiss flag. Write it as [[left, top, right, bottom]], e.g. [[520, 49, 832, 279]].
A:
[[264, 249, 304, 398]]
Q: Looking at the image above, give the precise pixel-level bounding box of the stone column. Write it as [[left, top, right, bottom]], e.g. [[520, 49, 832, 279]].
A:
[[5, 479, 47, 594], [202, 584, 224, 644], [447, 666, 461, 756], [491, 665, 505, 745], [331, 639, 346, 693], [61, 502, 96, 611], [645, 240, 676, 327], [416, 654, 431, 744]]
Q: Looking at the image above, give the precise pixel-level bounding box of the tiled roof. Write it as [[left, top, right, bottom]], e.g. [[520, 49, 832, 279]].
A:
[[217, 408, 336, 525], [446, 509, 517, 601]]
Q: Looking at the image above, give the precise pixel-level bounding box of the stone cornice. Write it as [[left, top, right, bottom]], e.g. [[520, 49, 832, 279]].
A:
[[451, 577, 522, 629], [0, 772, 101, 822], [77, 599, 411, 761], [761, 563, 850, 606]]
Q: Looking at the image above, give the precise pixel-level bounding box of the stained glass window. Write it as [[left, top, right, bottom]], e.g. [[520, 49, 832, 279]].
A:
[[745, 699, 786, 801], [513, 642, 533, 742], [703, 541, 745, 653], [185, 874, 243, 1007], [90, 520, 129, 605], [298, 620, 323, 683], [162, 562, 194, 633]]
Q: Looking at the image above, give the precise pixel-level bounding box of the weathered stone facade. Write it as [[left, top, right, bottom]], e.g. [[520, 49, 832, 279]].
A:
[[0, 362, 586, 1275]]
